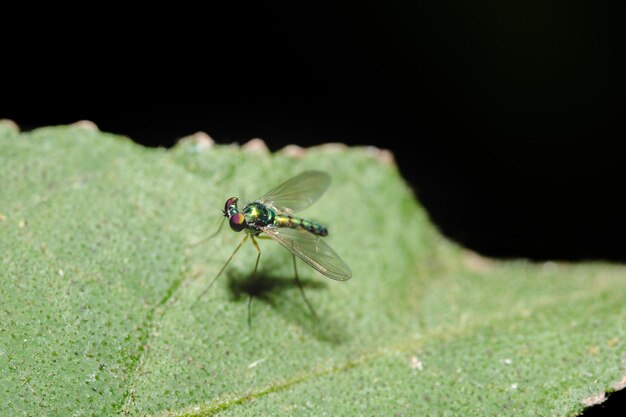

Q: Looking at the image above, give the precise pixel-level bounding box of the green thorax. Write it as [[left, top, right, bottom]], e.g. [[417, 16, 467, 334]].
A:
[[243, 202, 276, 231]]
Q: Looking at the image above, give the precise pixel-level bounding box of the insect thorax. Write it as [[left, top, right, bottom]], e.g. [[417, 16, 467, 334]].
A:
[[243, 202, 275, 230]]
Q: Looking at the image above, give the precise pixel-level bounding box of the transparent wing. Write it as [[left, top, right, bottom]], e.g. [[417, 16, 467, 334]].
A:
[[261, 226, 352, 281], [257, 171, 330, 214]]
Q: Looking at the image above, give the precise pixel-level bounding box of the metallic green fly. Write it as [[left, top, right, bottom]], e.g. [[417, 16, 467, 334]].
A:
[[198, 171, 352, 316]]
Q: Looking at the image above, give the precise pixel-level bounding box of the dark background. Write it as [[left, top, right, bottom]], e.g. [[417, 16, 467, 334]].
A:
[[5, 2, 625, 262], [2, 1, 625, 413]]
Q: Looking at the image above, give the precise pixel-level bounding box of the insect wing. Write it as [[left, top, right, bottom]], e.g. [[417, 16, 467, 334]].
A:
[[257, 171, 331, 214], [261, 226, 352, 281]]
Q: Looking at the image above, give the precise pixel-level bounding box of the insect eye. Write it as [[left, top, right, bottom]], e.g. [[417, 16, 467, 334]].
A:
[[228, 213, 246, 232], [224, 197, 238, 213]]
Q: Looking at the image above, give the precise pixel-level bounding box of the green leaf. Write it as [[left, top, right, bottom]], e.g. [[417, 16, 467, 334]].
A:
[[1, 122, 624, 416]]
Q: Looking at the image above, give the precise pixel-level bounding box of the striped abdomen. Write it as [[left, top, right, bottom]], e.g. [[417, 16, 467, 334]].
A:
[[275, 215, 328, 236]]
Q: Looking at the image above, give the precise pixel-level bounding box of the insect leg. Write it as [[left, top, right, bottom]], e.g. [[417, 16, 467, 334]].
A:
[[293, 254, 318, 320], [189, 216, 226, 247], [248, 235, 263, 327], [208, 215, 227, 238], [251, 235, 262, 278], [194, 233, 249, 305]]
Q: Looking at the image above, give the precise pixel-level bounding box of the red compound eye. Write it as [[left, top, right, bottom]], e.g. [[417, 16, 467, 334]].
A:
[[228, 212, 246, 232], [224, 197, 238, 213]]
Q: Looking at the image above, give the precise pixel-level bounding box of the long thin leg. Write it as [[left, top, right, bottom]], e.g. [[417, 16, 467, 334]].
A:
[[189, 216, 226, 247], [251, 235, 262, 277], [248, 235, 262, 327], [194, 233, 249, 306], [293, 254, 318, 320]]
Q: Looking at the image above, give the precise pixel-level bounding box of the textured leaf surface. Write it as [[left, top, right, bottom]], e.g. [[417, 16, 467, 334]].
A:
[[1, 123, 625, 416]]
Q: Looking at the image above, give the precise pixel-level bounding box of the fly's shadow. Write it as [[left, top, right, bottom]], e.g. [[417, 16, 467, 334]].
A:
[[224, 258, 349, 344]]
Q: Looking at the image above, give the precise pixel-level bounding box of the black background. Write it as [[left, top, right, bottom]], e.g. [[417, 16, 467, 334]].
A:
[[3, 2, 625, 413]]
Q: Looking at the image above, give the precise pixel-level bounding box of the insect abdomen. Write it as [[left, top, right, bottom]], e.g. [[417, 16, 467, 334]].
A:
[[275, 215, 328, 236]]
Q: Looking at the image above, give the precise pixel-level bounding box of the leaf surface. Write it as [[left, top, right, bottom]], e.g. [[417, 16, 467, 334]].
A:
[[1, 123, 624, 416]]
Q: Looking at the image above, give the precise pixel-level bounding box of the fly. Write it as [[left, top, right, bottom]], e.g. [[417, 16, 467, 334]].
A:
[[198, 171, 352, 319]]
